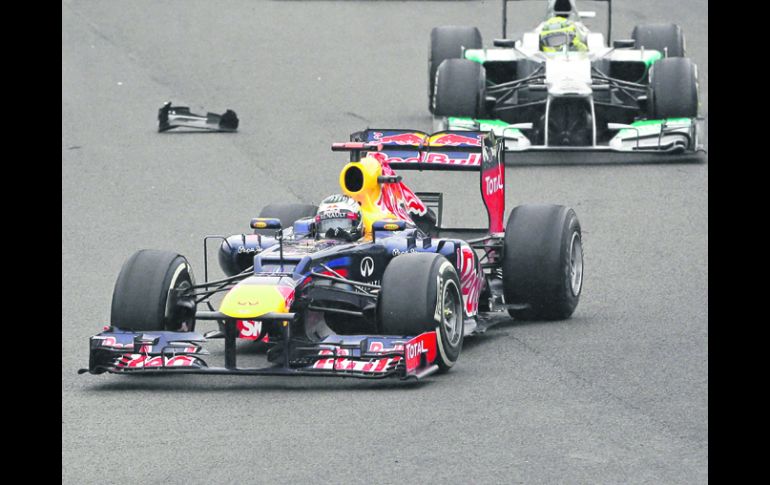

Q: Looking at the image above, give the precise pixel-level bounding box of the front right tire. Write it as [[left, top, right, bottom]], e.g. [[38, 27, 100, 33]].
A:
[[111, 249, 197, 331], [433, 58, 486, 118], [429, 26, 482, 113]]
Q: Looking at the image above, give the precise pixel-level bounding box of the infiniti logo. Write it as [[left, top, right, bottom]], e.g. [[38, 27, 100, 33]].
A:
[[360, 257, 375, 278]]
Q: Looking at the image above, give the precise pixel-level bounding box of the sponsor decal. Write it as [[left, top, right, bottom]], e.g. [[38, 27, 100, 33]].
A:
[[458, 244, 484, 316], [117, 354, 198, 368], [391, 248, 416, 256], [237, 320, 262, 340], [319, 209, 345, 219], [360, 256, 375, 278], [484, 173, 504, 196], [481, 151, 505, 233], [95, 336, 133, 349], [313, 347, 402, 373], [373, 161, 428, 219], [237, 300, 260, 306], [383, 223, 400, 230], [430, 133, 483, 147], [367, 341, 405, 353], [434, 273, 444, 323], [166, 355, 197, 367], [278, 286, 296, 309], [372, 132, 426, 145], [254, 221, 267, 228], [406, 340, 424, 359], [404, 332, 438, 373], [237, 246, 259, 254], [372, 152, 482, 167]]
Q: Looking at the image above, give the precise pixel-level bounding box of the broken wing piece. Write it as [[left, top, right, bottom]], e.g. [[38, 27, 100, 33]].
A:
[[158, 101, 239, 132]]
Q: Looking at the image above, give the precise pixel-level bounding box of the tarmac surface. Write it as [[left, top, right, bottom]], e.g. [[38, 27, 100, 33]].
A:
[[62, 1, 708, 483]]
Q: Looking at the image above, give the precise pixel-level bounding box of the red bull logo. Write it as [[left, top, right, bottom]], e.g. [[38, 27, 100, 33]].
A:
[[372, 132, 427, 145], [373, 152, 482, 167], [430, 133, 483, 147]]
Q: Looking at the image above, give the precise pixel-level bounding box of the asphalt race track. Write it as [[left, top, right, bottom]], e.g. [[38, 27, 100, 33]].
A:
[[62, 1, 708, 483]]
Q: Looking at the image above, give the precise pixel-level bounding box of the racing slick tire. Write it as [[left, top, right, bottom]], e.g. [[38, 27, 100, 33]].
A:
[[110, 249, 197, 332], [379, 252, 464, 372], [632, 23, 685, 57], [648, 57, 698, 119], [434, 59, 486, 118], [502, 205, 583, 321], [429, 26, 482, 113], [256, 203, 318, 235]]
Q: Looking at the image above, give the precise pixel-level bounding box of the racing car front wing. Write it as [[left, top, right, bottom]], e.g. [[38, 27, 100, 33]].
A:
[[79, 312, 440, 380], [444, 116, 707, 165]]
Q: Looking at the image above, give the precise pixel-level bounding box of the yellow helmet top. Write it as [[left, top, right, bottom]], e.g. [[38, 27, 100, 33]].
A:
[[540, 16, 587, 52]]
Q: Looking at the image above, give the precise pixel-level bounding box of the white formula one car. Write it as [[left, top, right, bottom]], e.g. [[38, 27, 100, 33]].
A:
[[429, 0, 706, 164]]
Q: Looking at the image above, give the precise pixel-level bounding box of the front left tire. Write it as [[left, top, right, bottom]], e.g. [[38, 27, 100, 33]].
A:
[[433, 58, 486, 118], [379, 252, 464, 372], [429, 26, 482, 113], [648, 57, 699, 119]]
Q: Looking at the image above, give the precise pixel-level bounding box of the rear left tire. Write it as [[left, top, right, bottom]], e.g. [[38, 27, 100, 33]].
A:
[[632, 23, 685, 57]]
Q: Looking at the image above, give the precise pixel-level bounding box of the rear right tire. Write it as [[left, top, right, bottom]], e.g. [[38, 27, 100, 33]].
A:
[[502, 205, 583, 321]]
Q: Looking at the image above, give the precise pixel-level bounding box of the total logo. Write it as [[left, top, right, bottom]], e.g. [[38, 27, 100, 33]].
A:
[[360, 256, 375, 278], [406, 340, 425, 360], [484, 173, 504, 196]]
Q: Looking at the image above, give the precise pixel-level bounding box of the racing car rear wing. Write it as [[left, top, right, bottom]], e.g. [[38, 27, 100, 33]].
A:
[[336, 129, 506, 233]]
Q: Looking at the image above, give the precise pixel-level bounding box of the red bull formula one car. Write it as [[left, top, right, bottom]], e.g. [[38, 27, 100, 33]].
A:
[[80, 130, 583, 380]]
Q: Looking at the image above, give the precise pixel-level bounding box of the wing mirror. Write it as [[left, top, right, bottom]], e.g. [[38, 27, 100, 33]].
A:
[[372, 219, 406, 242], [493, 38, 517, 48], [250, 218, 282, 230], [613, 39, 636, 49]]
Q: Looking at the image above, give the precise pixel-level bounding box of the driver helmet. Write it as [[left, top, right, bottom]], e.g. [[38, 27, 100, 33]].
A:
[[315, 194, 364, 241], [539, 16, 588, 52]]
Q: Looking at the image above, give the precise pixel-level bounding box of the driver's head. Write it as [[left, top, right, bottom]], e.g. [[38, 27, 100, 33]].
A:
[[539, 16, 587, 52], [315, 194, 364, 241]]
